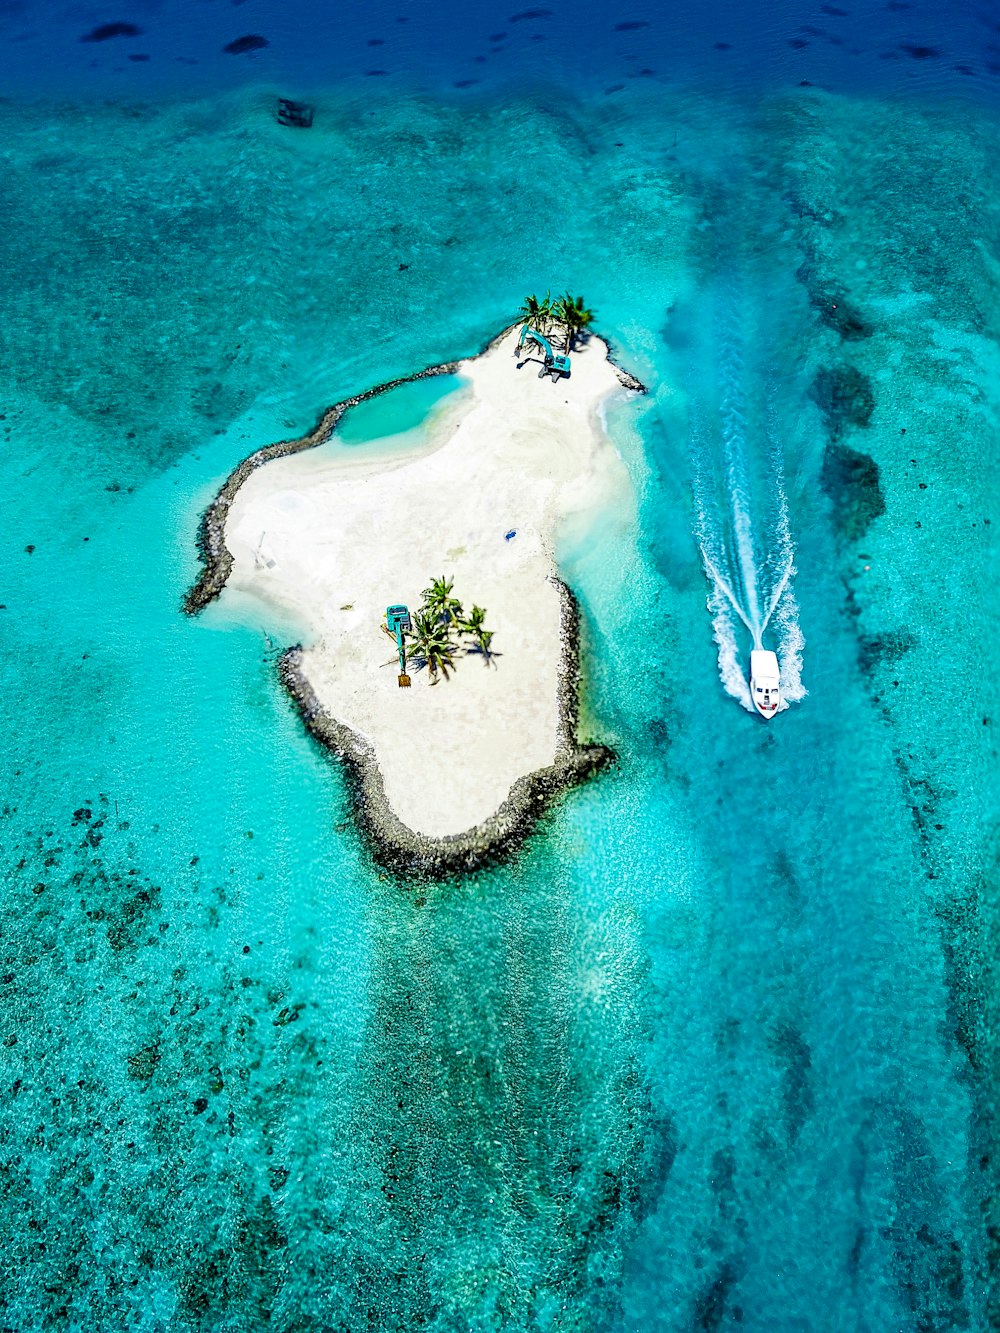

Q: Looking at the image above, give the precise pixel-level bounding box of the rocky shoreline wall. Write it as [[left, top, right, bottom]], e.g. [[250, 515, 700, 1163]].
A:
[[278, 578, 615, 879]]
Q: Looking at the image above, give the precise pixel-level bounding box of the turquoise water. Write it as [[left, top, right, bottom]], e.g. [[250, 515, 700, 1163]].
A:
[[335, 373, 469, 446], [0, 53, 997, 1333]]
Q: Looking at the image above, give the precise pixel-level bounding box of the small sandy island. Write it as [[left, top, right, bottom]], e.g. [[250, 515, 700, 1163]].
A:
[[186, 326, 644, 873]]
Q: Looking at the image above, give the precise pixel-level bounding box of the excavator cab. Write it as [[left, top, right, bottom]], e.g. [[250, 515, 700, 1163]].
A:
[[386, 605, 412, 687]]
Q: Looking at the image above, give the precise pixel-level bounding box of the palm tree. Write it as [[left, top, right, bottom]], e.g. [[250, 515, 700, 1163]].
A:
[[460, 604, 494, 661], [518, 291, 553, 333], [409, 610, 457, 683], [555, 293, 595, 351], [421, 575, 464, 626]]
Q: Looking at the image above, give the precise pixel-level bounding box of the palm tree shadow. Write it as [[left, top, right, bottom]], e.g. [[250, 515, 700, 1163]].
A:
[[466, 646, 501, 668]]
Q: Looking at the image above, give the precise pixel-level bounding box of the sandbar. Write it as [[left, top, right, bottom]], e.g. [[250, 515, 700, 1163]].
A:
[[185, 326, 644, 873]]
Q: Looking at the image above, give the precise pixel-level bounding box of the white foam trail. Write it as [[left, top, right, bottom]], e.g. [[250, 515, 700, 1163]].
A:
[[700, 551, 757, 639], [693, 436, 757, 714], [775, 589, 806, 706], [691, 310, 806, 712]]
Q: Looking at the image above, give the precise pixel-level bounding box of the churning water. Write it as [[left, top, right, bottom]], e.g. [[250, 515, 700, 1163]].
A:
[[693, 281, 806, 712]]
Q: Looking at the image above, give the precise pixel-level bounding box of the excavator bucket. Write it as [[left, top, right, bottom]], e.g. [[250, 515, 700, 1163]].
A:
[[398, 673, 411, 688]]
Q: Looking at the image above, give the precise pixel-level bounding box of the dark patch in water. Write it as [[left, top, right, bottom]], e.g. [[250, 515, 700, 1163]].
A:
[[858, 628, 914, 676], [453, 79, 477, 88], [934, 888, 986, 1071], [646, 716, 671, 754], [797, 261, 872, 339], [714, 41, 731, 50], [810, 365, 875, 435], [784, 192, 838, 226], [848, 1225, 866, 1276], [693, 1261, 739, 1332], [819, 294, 871, 340], [128, 53, 149, 62], [772, 849, 804, 916], [821, 442, 885, 540], [822, 4, 849, 14], [81, 21, 142, 42], [770, 1023, 814, 1142], [105, 883, 161, 951], [711, 1144, 736, 1195], [508, 8, 553, 19], [615, 20, 649, 30], [901, 43, 941, 59], [629, 1113, 677, 1222], [127, 1042, 160, 1081], [223, 34, 269, 54], [878, 1106, 971, 1329], [788, 38, 810, 49]]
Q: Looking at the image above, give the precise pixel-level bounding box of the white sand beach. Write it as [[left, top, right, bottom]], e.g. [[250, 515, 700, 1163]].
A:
[[221, 327, 637, 839]]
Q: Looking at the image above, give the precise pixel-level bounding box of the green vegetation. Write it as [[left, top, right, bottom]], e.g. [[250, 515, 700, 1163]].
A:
[[420, 575, 464, 628], [460, 604, 494, 660], [554, 292, 596, 350], [409, 609, 458, 683], [396, 576, 496, 683], [519, 291, 596, 350], [518, 291, 554, 333]]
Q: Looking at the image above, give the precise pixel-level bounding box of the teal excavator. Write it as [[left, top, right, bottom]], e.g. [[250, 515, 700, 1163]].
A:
[[386, 604, 412, 687], [517, 324, 571, 381]]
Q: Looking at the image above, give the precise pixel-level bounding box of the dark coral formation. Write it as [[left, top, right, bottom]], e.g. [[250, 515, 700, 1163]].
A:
[[81, 22, 142, 42], [810, 363, 884, 541], [797, 257, 873, 341], [223, 35, 269, 55], [810, 364, 875, 435], [821, 440, 886, 540]]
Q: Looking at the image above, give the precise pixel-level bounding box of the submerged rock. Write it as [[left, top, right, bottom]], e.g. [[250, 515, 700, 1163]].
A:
[[821, 441, 886, 540], [81, 22, 142, 43], [810, 365, 875, 435], [223, 34, 269, 55], [858, 628, 915, 676], [127, 1043, 160, 1081], [797, 261, 872, 340]]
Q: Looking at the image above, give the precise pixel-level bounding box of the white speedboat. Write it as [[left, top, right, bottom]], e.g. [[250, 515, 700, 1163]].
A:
[[750, 648, 781, 719]]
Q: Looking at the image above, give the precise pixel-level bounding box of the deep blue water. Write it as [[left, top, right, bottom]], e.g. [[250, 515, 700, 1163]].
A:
[[0, 0, 996, 103], [1, 2, 998, 1330]]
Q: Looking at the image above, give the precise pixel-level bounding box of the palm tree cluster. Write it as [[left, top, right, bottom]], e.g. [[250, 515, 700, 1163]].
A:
[[518, 291, 596, 351], [405, 576, 495, 683]]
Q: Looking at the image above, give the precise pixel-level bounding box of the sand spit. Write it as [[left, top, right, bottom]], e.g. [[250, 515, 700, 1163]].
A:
[[184, 325, 645, 875]]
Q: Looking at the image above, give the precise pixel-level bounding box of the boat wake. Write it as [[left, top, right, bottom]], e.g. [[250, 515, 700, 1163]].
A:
[[692, 305, 806, 714]]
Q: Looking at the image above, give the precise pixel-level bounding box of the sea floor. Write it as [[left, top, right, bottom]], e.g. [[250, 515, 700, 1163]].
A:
[[0, 69, 997, 1333]]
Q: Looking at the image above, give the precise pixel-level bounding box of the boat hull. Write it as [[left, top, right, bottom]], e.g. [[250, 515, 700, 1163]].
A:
[[750, 649, 781, 719]]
